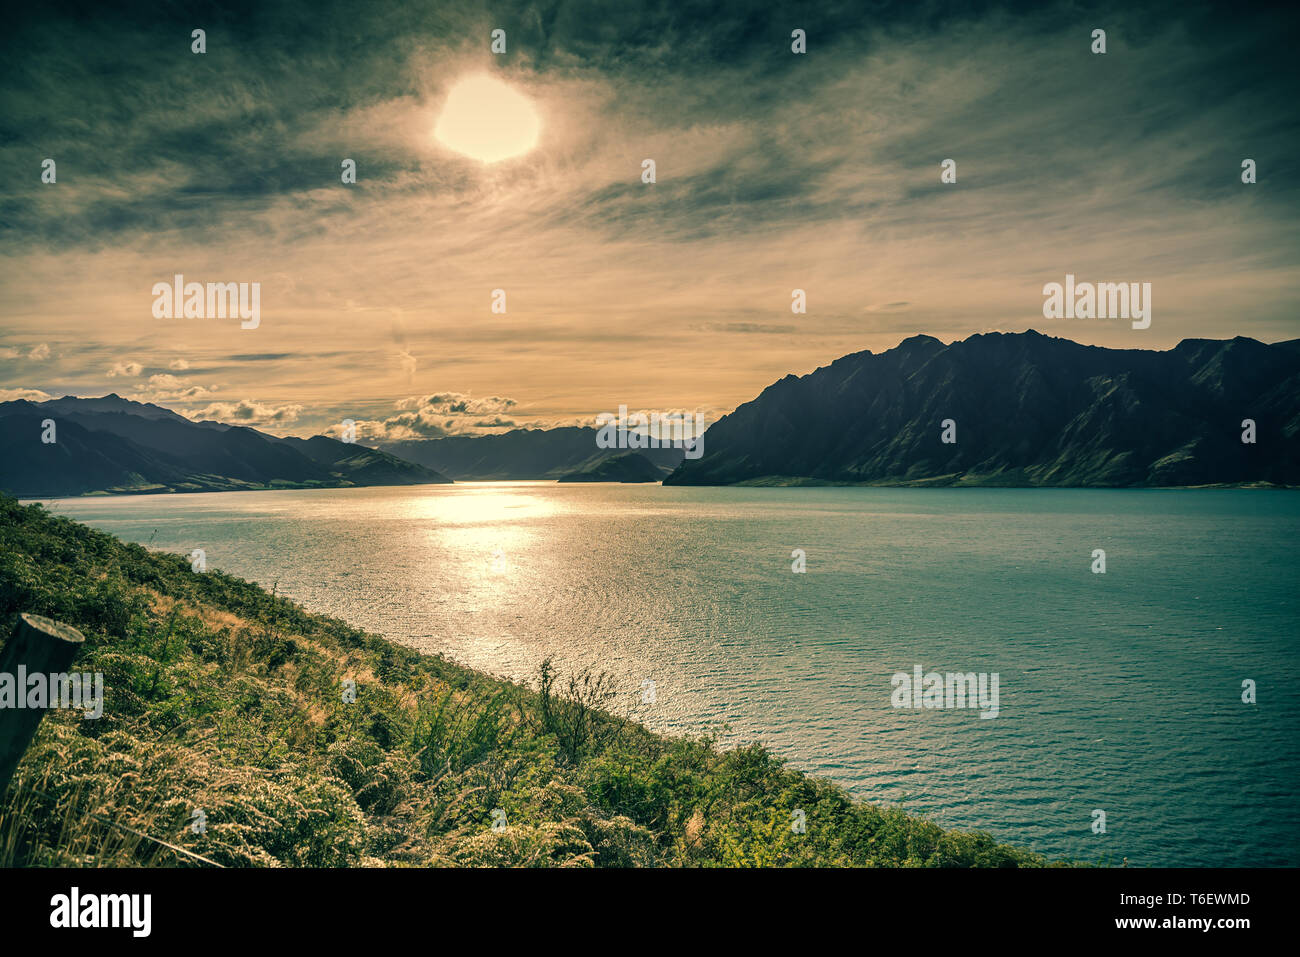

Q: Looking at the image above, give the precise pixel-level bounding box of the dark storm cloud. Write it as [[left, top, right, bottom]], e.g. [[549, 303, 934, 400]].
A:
[[2, 0, 1298, 252]]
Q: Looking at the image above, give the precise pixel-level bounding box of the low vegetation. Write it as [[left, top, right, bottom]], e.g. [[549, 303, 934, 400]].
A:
[[0, 493, 1050, 867]]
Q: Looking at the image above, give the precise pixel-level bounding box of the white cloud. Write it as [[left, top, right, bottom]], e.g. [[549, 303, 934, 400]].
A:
[[393, 392, 517, 416], [591, 407, 712, 440], [27, 343, 50, 360], [130, 373, 218, 403], [106, 361, 144, 378], [168, 358, 191, 370], [187, 399, 304, 427], [340, 392, 521, 441], [0, 388, 53, 402]]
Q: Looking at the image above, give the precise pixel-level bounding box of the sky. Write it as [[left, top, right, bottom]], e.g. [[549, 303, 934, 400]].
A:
[[2, 0, 1298, 440]]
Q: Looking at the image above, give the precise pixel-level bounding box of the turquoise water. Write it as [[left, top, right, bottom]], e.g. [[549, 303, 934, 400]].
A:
[[39, 484, 1300, 866]]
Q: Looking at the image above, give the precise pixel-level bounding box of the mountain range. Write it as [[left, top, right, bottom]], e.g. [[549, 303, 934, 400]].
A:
[[0, 395, 450, 496], [381, 428, 685, 480], [664, 331, 1300, 487], [4, 331, 1297, 497]]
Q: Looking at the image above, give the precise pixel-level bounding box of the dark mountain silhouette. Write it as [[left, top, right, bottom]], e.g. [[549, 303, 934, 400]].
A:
[[557, 451, 668, 483], [382, 427, 685, 480], [0, 395, 449, 497], [664, 331, 1300, 487], [277, 434, 445, 487]]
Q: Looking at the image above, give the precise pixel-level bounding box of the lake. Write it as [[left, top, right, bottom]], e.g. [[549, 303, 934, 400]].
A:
[[38, 483, 1300, 866]]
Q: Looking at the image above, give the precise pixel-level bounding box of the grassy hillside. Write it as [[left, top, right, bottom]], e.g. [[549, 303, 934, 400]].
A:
[[0, 494, 1049, 867]]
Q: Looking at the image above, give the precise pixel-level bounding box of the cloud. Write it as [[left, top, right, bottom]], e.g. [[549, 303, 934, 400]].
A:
[[106, 361, 143, 377], [344, 392, 521, 441], [187, 399, 304, 428], [0, 343, 52, 362], [0, 388, 53, 402], [168, 358, 190, 370], [697, 322, 798, 335], [469, 416, 520, 429], [130, 374, 218, 403], [592, 407, 712, 440], [394, 393, 517, 416]]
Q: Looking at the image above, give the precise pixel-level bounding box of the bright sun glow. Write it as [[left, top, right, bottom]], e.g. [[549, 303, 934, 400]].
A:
[[434, 75, 540, 163]]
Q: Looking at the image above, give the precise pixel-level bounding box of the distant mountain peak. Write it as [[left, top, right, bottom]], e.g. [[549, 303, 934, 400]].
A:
[[897, 333, 943, 346]]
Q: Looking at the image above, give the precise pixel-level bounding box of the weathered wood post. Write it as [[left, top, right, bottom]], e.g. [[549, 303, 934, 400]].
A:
[[0, 613, 86, 795]]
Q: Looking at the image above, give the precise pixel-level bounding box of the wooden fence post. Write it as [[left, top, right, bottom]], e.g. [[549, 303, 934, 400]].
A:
[[0, 613, 86, 795]]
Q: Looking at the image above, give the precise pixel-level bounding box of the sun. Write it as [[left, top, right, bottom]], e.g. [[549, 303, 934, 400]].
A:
[[434, 74, 540, 163]]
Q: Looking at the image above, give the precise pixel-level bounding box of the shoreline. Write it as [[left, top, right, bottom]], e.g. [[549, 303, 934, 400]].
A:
[[19, 479, 1299, 503]]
